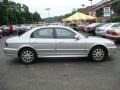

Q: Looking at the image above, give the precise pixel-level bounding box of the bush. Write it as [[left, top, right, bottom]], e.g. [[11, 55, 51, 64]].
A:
[[106, 18, 120, 22]]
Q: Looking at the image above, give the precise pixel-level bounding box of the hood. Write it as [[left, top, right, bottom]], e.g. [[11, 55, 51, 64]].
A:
[[108, 28, 120, 33], [87, 36, 114, 44]]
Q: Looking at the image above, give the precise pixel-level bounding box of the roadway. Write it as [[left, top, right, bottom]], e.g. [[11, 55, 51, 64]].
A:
[[0, 36, 120, 90]]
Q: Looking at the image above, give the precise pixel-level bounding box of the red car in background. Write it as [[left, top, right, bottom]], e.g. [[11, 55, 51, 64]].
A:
[[105, 26, 120, 42], [81, 23, 104, 35], [0, 28, 3, 38], [80, 25, 87, 32], [86, 23, 104, 34]]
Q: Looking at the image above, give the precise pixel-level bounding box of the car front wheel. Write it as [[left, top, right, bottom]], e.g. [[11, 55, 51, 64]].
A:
[[19, 48, 37, 64], [89, 46, 107, 62]]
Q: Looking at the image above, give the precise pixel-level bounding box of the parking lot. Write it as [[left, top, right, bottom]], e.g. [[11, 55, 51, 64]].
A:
[[0, 36, 120, 90]]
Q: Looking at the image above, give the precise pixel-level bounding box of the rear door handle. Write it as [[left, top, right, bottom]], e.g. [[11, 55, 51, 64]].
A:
[[31, 42, 38, 44], [59, 41, 64, 44]]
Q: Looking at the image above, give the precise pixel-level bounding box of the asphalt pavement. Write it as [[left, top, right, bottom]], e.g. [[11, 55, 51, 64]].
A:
[[0, 36, 120, 90]]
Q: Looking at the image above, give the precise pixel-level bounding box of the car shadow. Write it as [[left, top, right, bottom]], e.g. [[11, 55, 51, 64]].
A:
[[9, 56, 114, 65], [38, 57, 89, 63], [38, 56, 114, 63]]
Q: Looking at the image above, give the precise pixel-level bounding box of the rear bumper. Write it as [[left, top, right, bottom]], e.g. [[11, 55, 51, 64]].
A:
[[105, 34, 120, 40], [4, 48, 18, 57]]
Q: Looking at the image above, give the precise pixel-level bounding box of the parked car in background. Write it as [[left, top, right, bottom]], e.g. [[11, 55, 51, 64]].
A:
[[4, 25, 116, 64], [69, 23, 80, 31], [78, 23, 86, 29], [12, 25, 21, 35], [86, 23, 104, 35], [95, 23, 120, 37], [17, 24, 33, 35], [105, 26, 120, 42], [80, 23, 101, 33], [2, 25, 9, 36], [0, 28, 3, 38], [80, 25, 87, 32], [20, 24, 33, 30]]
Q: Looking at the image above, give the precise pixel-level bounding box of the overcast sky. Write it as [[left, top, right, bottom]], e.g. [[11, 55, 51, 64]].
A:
[[11, 0, 102, 18]]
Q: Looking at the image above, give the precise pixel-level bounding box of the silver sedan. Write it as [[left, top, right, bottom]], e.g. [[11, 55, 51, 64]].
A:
[[4, 25, 116, 64]]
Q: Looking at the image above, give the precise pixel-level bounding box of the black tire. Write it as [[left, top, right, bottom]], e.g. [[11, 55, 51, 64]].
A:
[[19, 48, 37, 64], [89, 46, 108, 62]]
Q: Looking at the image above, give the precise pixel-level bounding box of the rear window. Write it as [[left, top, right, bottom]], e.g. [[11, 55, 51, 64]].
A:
[[112, 24, 120, 28], [88, 23, 100, 27]]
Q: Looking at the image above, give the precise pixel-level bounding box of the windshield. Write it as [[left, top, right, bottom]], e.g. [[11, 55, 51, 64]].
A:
[[88, 23, 100, 27], [112, 23, 120, 28], [101, 23, 113, 27]]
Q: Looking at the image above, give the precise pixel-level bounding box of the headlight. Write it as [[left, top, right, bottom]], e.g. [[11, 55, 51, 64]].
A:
[[106, 42, 115, 47]]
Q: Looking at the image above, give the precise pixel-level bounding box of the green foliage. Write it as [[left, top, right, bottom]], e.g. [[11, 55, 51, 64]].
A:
[[96, 8, 103, 17], [112, 0, 120, 15], [106, 18, 120, 22], [32, 12, 41, 23], [0, 0, 41, 25]]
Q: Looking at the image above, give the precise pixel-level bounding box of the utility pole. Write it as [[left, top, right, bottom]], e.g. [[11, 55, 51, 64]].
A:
[[89, 0, 93, 6], [45, 8, 50, 23], [81, 4, 85, 8], [45, 8, 50, 18]]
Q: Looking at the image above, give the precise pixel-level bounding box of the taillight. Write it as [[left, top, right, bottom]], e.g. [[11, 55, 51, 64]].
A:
[[4, 42, 8, 47], [111, 32, 118, 36], [107, 31, 118, 36], [81, 26, 86, 32]]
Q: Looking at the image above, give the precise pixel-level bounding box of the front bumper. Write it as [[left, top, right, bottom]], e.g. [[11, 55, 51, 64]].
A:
[[95, 30, 106, 36], [107, 46, 117, 56], [4, 48, 18, 57]]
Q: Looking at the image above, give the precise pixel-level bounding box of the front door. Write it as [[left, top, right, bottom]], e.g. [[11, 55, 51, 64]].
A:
[[55, 28, 86, 55]]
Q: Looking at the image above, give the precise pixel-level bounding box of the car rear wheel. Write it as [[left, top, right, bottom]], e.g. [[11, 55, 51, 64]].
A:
[[89, 46, 107, 62], [19, 48, 37, 64]]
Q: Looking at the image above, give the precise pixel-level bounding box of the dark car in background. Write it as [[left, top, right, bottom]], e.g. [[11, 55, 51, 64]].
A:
[[17, 24, 33, 35], [69, 23, 80, 31], [1, 25, 9, 36]]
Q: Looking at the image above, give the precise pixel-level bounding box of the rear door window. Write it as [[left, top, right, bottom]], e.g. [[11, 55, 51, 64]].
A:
[[31, 28, 54, 38]]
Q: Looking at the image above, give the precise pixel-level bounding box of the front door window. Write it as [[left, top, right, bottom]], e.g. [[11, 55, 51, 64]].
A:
[[55, 28, 75, 39]]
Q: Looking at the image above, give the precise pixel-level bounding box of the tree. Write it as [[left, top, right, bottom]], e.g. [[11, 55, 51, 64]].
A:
[[2, 0, 9, 25], [96, 8, 103, 17], [0, 0, 41, 25], [112, 0, 120, 15], [0, 2, 4, 24], [32, 12, 41, 23]]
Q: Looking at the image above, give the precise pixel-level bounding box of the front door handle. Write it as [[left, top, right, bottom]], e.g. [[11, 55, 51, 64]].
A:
[[59, 41, 64, 44]]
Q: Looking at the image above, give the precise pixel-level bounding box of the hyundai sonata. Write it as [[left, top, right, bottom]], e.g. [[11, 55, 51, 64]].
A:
[[4, 25, 116, 64]]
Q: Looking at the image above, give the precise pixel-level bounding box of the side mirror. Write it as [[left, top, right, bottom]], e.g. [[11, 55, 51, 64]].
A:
[[75, 35, 80, 40]]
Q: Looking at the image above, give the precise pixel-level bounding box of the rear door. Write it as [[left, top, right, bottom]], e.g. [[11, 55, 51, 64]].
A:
[[30, 28, 56, 56]]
